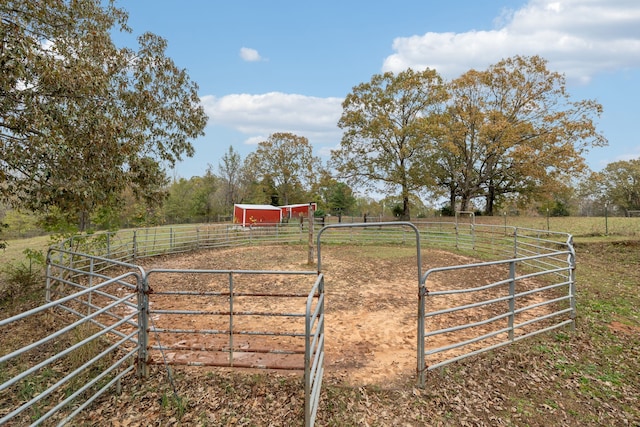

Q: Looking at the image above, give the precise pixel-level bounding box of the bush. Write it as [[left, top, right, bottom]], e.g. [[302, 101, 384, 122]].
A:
[[0, 249, 45, 304]]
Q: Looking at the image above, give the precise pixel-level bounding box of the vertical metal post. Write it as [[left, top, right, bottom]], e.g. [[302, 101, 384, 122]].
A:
[[106, 233, 111, 259], [87, 258, 94, 316], [137, 273, 149, 378], [471, 224, 475, 250], [503, 212, 507, 236], [546, 208, 550, 233], [417, 283, 427, 387], [605, 203, 609, 235], [304, 278, 313, 426], [567, 236, 577, 331], [508, 260, 516, 341], [45, 253, 52, 303], [455, 221, 459, 250], [132, 230, 138, 261]]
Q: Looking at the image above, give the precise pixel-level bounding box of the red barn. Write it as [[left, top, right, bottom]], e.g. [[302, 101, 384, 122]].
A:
[[233, 204, 282, 227], [281, 203, 317, 220]]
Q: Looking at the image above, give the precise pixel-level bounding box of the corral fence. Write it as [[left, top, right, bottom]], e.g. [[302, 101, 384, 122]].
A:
[[1, 220, 574, 426]]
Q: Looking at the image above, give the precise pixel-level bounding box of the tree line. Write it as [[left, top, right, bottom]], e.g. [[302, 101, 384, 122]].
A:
[[2, 1, 639, 241]]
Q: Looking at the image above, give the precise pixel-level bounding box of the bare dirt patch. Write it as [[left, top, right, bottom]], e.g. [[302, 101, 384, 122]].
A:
[[131, 244, 551, 388]]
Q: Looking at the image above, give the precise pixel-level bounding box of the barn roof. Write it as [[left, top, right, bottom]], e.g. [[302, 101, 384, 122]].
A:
[[234, 204, 282, 210], [281, 203, 315, 209]]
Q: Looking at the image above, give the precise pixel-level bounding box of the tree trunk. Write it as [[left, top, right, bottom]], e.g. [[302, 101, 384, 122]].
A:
[[449, 188, 457, 215], [485, 185, 495, 216], [460, 196, 470, 212], [401, 194, 410, 220]]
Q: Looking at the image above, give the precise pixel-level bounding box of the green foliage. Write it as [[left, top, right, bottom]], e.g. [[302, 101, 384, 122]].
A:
[[245, 133, 322, 206], [218, 146, 243, 209], [163, 171, 224, 224], [599, 159, 640, 214], [2, 208, 40, 237], [0, 0, 207, 229], [391, 204, 404, 217], [0, 248, 45, 304], [538, 199, 571, 217], [324, 181, 357, 216], [440, 204, 455, 216], [332, 68, 448, 220]]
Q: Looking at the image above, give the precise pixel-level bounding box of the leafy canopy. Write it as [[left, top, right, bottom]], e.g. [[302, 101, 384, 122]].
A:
[[331, 68, 447, 220], [433, 55, 606, 215], [0, 0, 208, 231], [245, 132, 322, 206]]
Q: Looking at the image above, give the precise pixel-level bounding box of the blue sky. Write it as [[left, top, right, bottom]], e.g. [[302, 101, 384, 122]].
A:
[[114, 0, 640, 181]]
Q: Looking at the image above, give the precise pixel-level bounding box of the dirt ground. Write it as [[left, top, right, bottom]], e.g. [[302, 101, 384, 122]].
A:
[[132, 244, 553, 388]]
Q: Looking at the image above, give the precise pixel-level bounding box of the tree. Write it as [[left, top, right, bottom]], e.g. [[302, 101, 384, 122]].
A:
[[190, 167, 219, 222], [245, 133, 321, 206], [576, 171, 607, 216], [0, 0, 207, 231], [331, 68, 447, 220], [599, 159, 640, 215], [433, 55, 606, 215], [314, 174, 356, 217], [163, 177, 195, 224], [218, 146, 242, 211]]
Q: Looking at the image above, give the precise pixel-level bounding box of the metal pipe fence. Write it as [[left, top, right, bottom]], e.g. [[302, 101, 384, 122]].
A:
[[0, 270, 142, 426], [143, 268, 319, 371], [418, 245, 575, 385], [2, 219, 574, 426]]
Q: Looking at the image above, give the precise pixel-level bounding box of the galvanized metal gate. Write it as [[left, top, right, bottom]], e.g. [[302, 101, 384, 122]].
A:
[[3, 222, 575, 427]]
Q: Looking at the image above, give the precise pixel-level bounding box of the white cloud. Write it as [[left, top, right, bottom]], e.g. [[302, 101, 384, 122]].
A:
[[200, 92, 343, 145], [383, 0, 640, 83], [239, 47, 263, 62]]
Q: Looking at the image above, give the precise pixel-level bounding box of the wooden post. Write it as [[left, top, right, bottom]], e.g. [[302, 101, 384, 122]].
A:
[[307, 202, 314, 265]]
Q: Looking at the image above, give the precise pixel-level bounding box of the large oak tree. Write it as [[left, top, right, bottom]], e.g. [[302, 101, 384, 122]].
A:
[[331, 69, 447, 220], [434, 55, 606, 215], [0, 0, 207, 230]]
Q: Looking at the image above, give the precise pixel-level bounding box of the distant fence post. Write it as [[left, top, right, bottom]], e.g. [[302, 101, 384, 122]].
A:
[[307, 203, 314, 265], [132, 230, 138, 261]]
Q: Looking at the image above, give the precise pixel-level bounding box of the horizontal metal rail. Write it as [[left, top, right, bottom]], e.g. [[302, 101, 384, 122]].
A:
[[145, 268, 318, 371], [419, 245, 575, 385], [0, 269, 141, 426]]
